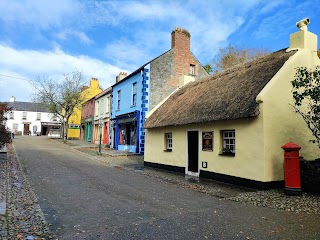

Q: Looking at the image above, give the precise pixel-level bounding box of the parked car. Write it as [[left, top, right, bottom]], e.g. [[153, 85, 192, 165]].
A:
[[47, 130, 61, 139]]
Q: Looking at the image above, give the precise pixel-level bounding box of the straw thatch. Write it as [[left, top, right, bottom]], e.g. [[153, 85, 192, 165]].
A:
[[144, 49, 297, 129]]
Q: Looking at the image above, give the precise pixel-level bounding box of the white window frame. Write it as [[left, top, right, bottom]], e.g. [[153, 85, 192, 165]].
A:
[[101, 99, 104, 115], [222, 130, 235, 153], [12, 123, 18, 131], [9, 111, 14, 119], [106, 96, 110, 113], [132, 82, 137, 106], [96, 101, 100, 117], [166, 132, 172, 150], [22, 112, 27, 120], [36, 113, 41, 120], [189, 64, 195, 75]]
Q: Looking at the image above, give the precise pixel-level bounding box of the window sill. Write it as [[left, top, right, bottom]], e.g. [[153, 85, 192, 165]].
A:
[[219, 152, 235, 157], [163, 149, 172, 152], [131, 104, 136, 108]]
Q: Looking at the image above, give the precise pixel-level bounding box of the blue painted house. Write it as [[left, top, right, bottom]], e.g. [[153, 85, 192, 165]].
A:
[[111, 28, 208, 154]]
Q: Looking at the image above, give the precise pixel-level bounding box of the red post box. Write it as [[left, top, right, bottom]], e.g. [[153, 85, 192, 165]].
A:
[[281, 142, 302, 196]]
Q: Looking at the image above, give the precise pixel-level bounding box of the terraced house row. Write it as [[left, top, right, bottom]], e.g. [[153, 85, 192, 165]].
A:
[[75, 27, 208, 154]]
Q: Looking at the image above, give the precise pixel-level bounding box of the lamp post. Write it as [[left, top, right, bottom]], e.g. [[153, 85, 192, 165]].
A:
[[98, 117, 103, 155], [63, 118, 67, 143]]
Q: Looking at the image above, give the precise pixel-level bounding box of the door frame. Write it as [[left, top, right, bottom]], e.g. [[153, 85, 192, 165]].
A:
[[185, 129, 200, 177]]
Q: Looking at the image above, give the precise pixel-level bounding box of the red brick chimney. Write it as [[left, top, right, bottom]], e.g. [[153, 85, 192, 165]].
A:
[[170, 27, 196, 86], [171, 27, 191, 50]]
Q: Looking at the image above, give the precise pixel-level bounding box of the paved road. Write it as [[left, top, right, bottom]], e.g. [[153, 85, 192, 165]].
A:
[[14, 136, 320, 239]]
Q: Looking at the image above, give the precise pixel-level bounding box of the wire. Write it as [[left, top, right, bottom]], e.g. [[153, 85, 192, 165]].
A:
[[0, 74, 32, 82]]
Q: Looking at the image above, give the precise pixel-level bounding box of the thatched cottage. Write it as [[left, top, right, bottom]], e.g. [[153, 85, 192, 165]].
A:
[[144, 19, 320, 189]]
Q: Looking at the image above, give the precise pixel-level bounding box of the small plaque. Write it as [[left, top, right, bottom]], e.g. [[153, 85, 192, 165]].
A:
[[202, 161, 208, 168]]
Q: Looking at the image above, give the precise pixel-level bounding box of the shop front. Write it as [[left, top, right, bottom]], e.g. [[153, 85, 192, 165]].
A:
[[82, 117, 94, 142], [112, 111, 140, 153]]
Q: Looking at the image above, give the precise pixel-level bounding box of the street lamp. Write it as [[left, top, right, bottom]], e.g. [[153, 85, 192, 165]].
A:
[[98, 117, 103, 155]]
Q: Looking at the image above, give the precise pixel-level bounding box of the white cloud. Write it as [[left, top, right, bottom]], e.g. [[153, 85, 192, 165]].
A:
[[56, 30, 93, 45], [0, 44, 124, 102], [0, 0, 82, 29]]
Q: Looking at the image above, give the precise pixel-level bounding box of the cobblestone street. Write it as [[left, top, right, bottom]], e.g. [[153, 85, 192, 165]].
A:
[[1, 136, 320, 239]]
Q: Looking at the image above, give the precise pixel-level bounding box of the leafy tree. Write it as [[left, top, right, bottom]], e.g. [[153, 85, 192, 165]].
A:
[[203, 64, 212, 74], [32, 71, 86, 143], [0, 103, 11, 146], [208, 45, 269, 74], [291, 67, 320, 148]]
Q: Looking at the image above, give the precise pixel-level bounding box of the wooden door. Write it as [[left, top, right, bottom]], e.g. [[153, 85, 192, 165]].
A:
[[188, 131, 199, 173]]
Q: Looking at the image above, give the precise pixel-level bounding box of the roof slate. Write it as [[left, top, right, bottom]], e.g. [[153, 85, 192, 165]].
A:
[[6, 101, 49, 112]]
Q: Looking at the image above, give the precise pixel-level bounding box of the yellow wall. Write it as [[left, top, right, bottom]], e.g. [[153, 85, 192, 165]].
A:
[[257, 49, 320, 181], [145, 49, 320, 183], [145, 116, 266, 182], [67, 78, 102, 139]]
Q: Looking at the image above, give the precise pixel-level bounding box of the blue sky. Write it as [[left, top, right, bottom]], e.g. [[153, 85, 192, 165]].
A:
[[1, 0, 319, 102]]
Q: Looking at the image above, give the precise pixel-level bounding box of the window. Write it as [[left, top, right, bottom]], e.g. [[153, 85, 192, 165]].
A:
[[12, 124, 18, 132], [132, 82, 137, 106], [100, 99, 104, 115], [106, 97, 110, 113], [117, 90, 121, 111], [189, 64, 195, 75], [9, 111, 14, 119], [22, 112, 27, 120], [165, 133, 172, 151], [222, 130, 235, 154], [96, 101, 100, 116], [36, 113, 41, 120]]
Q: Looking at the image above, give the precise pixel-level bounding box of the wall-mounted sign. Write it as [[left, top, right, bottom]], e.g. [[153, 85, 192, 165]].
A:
[[202, 131, 213, 151], [202, 161, 208, 168]]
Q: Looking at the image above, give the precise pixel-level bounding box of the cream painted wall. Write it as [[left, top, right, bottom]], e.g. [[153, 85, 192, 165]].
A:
[[258, 49, 320, 181], [145, 116, 267, 182]]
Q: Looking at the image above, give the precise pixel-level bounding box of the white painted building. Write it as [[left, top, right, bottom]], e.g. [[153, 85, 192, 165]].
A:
[[93, 87, 112, 145], [5, 96, 61, 136]]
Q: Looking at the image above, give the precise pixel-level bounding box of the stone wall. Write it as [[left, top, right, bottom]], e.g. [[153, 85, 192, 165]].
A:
[[300, 158, 320, 194], [149, 50, 176, 111]]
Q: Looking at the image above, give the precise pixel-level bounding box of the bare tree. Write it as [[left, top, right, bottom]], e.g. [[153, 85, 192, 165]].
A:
[[32, 71, 86, 143], [208, 45, 269, 74]]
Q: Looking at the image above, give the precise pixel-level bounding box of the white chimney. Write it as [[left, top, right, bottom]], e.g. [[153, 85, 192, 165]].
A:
[[288, 18, 317, 52], [9, 96, 15, 102]]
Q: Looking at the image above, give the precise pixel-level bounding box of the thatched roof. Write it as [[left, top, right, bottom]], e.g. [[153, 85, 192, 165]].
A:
[[144, 49, 297, 129]]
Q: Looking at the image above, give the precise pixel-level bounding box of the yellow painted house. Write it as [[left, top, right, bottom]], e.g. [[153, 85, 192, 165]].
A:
[[144, 19, 320, 189], [67, 78, 102, 139]]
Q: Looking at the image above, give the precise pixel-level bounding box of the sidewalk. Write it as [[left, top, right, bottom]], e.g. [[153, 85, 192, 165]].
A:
[[64, 139, 137, 156]]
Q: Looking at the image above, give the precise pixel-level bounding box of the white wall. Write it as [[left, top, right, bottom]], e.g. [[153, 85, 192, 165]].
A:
[[6, 110, 59, 135]]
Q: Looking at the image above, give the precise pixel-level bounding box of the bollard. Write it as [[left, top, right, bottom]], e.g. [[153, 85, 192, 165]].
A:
[[281, 142, 302, 196]]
